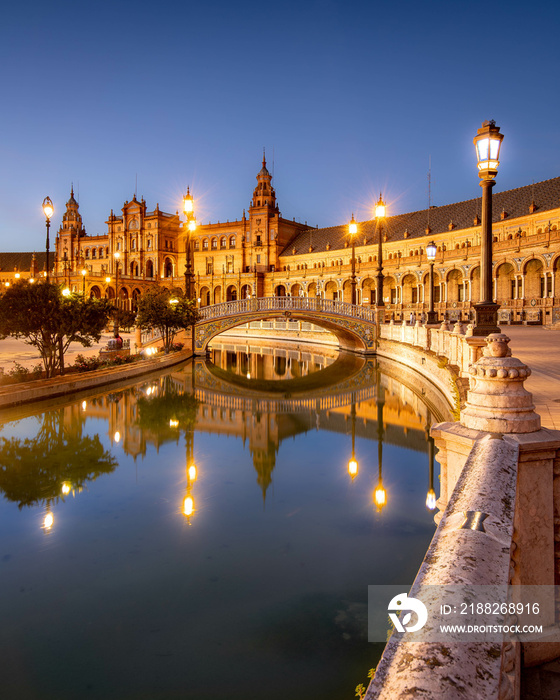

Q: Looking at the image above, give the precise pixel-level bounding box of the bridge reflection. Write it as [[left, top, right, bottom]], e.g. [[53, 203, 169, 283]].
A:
[[0, 343, 452, 515]]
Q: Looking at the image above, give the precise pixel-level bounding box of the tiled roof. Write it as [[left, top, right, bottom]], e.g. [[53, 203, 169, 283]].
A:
[[0, 252, 48, 273], [280, 176, 560, 257]]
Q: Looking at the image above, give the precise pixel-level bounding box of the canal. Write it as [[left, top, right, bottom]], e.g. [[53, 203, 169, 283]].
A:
[[0, 339, 452, 700]]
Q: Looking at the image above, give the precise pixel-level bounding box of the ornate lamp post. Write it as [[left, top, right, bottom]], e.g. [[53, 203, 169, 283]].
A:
[[183, 188, 197, 353], [81, 268, 87, 297], [426, 240, 438, 324], [183, 188, 197, 297], [473, 120, 504, 335], [42, 197, 54, 282], [375, 194, 386, 320], [349, 214, 358, 305], [113, 251, 121, 335]]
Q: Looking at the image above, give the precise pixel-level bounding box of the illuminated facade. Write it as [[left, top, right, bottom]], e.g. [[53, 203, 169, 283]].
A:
[[3, 164, 559, 325]]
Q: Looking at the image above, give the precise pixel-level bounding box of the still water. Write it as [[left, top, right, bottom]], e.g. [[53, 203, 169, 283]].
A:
[[0, 340, 449, 700]]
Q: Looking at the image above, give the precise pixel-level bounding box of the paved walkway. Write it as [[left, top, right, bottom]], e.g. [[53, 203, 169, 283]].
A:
[[0, 331, 136, 375], [503, 326, 560, 431]]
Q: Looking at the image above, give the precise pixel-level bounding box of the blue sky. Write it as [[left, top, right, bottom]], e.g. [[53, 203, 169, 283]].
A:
[[1, 0, 559, 250]]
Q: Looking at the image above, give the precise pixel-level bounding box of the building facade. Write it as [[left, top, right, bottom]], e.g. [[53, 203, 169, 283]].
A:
[[3, 162, 559, 326]]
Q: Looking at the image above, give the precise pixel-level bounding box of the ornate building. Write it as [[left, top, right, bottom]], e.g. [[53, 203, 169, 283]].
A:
[[3, 162, 559, 325]]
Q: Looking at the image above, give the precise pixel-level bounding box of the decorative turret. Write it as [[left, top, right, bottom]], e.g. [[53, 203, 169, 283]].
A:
[[251, 151, 276, 209], [61, 187, 85, 236]]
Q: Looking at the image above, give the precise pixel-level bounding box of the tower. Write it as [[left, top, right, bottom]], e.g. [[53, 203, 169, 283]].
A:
[[55, 187, 86, 276]]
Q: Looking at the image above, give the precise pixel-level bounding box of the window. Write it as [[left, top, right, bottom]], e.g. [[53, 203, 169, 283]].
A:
[[226, 260, 233, 273], [147, 239, 152, 249], [194, 240, 200, 251], [220, 237, 227, 249], [92, 249, 97, 258], [85, 249, 90, 259], [256, 235, 261, 246], [99, 248, 104, 258], [211, 238, 217, 250], [207, 261, 213, 275], [203, 239, 209, 250], [229, 236, 236, 248], [257, 255, 261, 263], [412, 288, 418, 303]]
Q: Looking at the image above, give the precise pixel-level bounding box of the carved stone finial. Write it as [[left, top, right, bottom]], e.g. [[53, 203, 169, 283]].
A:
[[461, 333, 540, 433]]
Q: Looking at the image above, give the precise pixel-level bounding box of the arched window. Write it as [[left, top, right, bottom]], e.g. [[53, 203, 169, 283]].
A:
[[211, 238, 218, 250], [92, 248, 97, 258], [99, 248, 104, 258], [203, 239, 209, 250], [85, 249, 90, 259], [194, 240, 200, 251], [220, 237, 227, 249], [229, 236, 236, 248]]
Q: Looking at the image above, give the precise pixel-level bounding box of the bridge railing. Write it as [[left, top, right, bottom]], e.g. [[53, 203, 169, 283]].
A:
[[198, 296, 377, 323]]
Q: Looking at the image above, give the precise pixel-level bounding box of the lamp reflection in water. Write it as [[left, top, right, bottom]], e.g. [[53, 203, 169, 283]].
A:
[[43, 503, 54, 532], [425, 418, 437, 510], [183, 392, 197, 522], [347, 395, 358, 480], [373, 365, 387, 512]]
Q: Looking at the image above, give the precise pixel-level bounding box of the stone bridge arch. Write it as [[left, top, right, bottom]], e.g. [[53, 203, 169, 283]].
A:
[[195, 297, 377, 355]]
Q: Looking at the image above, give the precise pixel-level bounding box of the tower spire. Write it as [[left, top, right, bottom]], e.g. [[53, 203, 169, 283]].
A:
[[262, 147, 266, 168]]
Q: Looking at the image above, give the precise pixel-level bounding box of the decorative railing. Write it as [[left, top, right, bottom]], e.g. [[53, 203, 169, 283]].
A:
[[198, 296, 377, 323]]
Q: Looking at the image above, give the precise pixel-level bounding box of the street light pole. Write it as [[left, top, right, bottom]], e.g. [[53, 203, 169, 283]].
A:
[[426, 241, 438, 324], [42, 197, 54, 282], [473, 120, 504, 335], [81, 268, 87, 297], [113, 252, 120, 336], [374, 195, 386, 321], [183, 188, 197, 354], [349, 214, 357, 305]]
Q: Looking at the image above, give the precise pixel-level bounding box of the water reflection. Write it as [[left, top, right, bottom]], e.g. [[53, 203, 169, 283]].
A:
[[0, 406, 117, 516], [0, 340, 452, 700]]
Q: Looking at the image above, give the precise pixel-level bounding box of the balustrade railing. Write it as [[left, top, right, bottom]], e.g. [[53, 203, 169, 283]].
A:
[[198, 296, 377, 323]]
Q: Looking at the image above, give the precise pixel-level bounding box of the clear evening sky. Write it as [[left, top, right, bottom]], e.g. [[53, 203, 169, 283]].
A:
[[1, 0, 559, 251]]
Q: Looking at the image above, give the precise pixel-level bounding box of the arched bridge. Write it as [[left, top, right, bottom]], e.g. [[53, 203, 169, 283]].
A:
[[195, 296, 378, 354]]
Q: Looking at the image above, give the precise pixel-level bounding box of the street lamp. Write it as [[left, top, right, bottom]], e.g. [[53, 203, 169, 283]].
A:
[[42, 197, 54, 282], [81, 268, 87, 296], [183, 187, 197, 297], [113, 252, 120, 335], [374, 194, 386, 320], [473, 120, 504, 335], [183, 187, 197, 353], [349, 214, 358, 305], [426, 240, 438, 324], [62, 287, 71, 297]]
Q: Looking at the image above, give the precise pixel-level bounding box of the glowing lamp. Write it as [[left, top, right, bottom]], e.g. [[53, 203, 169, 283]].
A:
[[188, 465, 197, 481], [42, 196, 54, 220], [183, 495, 195, 517], [114, 431, 121, 443], [375, 195, 386, 219], [183, 188, 194, 214], [62, 287, 71, 297], [426, 488, 437, 511], [426, 241, 437, 261], [349, 214, 357, 236], [474, 120, 504, 180], [43, 512, 54, 530], [188, 218, 197, 232], [348, 458, 358, 479], [81, 269, 87, 276], [374, 483, 387, 510]]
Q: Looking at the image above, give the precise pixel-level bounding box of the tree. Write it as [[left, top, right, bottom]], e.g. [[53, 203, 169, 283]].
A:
[[136, 287, 198, 352], [110, 307, 136, 332], [0, 281, 112, 377]]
